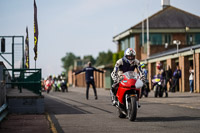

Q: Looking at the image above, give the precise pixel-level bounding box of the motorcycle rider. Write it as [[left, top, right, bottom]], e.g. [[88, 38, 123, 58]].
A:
[[111, 48, 145, 105], [140, 62, 148, 79], [61, 72, 68, 92], [140, 62, 150, 98], [156, 63, 168, 97]]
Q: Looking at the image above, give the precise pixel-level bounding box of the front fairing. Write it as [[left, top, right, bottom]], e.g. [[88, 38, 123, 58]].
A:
[[116, 71, 140, 104]]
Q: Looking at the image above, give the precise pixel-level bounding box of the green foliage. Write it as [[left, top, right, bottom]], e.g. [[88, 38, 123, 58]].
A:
[[61, 50, 113, 73], [119, 51, 124, 58], [112, 50, 124, 67], [112, 53, 118, 67], [83, 55, 96, 65], [61, 52, 79, 73], [95, 50, 113, 66]]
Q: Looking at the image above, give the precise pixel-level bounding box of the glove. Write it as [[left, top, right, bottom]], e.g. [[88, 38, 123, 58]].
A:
[[119, 75, 124, 82]]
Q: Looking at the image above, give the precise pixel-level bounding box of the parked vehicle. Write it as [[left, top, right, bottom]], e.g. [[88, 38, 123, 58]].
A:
[[111, 71, 143, 121], [152, 75, 164, 97]]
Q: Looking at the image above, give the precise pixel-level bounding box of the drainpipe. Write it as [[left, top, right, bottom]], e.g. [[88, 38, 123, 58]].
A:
[[193, 48, 196, 92], [147, 17, 149, 58]]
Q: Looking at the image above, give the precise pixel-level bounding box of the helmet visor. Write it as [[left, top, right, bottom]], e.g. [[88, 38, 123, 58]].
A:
[[126, 55, 135, 60]]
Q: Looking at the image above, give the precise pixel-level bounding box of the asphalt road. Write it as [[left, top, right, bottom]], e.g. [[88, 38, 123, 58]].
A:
[[44, 87, 200, 133]]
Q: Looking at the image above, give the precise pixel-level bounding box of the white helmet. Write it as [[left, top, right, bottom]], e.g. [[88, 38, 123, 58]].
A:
[[124, 48, 136, 64]]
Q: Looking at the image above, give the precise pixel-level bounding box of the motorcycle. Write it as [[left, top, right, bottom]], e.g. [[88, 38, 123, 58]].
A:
[[140, 79, 150, 98], [61, 80, 68, 92], [152, 75, 164, 97], [111, 71, 143, 121]]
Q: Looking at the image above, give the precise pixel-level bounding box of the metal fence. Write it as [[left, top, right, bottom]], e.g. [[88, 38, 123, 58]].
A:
[[0, 81, 8, 122], [0, 82, 6, 107], [3, 69, 42, 95]]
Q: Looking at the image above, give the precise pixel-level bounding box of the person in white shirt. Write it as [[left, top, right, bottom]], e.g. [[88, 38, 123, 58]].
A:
[[189, 66, 194, 93]]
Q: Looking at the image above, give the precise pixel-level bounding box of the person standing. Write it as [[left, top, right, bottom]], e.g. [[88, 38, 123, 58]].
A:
[[166, 65, 172, 92], [189, 66, 194, 93], [75, 62, 104, 100], [172, 65, 181, 92]]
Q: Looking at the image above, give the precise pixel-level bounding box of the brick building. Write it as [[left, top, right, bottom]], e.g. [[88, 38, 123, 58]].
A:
[[113, 1, 200, 92]]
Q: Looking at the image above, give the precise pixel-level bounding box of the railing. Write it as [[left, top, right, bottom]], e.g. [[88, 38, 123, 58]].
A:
[[3, 69, 42, 95], [0, 81, 8, 122]]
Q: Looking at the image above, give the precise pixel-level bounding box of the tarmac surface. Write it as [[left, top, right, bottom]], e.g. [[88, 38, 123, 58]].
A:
[[0, 114, 50, 133], [0, 87, 200, 133]]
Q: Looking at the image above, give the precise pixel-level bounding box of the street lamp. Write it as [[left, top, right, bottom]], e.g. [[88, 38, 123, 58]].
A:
[[173, 40, 181, 54]]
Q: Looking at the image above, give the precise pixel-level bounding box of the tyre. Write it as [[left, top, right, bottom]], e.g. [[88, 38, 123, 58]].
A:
[[118, 109, 126, 118], [127, 96, 137, 121], [154, 86, 158, 97], [158, 86, 163, 97]]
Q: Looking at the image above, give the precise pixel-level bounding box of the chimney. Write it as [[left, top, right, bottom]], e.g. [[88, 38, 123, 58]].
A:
[[161, 0, 170, 9]]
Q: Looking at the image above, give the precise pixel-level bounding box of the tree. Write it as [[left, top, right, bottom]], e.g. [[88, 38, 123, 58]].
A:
[[83, 55, 96, 65], [95, 50, 113, 66], [61, 52, 80, 73]]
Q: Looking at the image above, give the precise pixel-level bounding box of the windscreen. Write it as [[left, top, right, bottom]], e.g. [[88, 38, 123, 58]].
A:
[[123, 71, 138, 79]]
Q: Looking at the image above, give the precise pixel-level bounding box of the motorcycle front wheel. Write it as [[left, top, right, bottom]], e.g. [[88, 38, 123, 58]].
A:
[[158, 86, 163, 97], [127, 96, 137, 121], [154, 86, 158, 97]]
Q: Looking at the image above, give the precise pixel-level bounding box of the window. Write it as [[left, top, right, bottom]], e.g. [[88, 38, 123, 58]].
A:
[[125, 38, 129, 49], [140, 33, 147, 45], [121, 40, 125, 51], [120, 38, 129, 51], [163, 34, 171, 45], [150, 34, 162, 45], [130, 36, 135, 49], [187, 34, 194, 45], [195, 33, 200, 45], [140, 33, 162, 45]]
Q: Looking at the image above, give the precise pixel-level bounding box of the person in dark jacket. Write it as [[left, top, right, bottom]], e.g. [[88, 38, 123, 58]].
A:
[[172, 65, 181, 92], [166, 65, 172, 92], [75, 62, 104, 100]]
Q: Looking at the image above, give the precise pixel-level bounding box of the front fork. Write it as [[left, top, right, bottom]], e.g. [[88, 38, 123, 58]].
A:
[[125, 94, 139, 110]]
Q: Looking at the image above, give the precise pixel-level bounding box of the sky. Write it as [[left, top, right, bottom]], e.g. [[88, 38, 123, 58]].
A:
[[0, 0, 200, 78]]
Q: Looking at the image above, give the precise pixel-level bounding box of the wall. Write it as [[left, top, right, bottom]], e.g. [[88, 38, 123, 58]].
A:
[[68, 70, 73, 86], [135, 34, 141, 60], [173, 33, 186, 45], [70, 68, 106, 88]]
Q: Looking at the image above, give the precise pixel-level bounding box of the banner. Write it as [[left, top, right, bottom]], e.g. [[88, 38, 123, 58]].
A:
[[34, 0, 39, 61], [25, 26, 29, 68]]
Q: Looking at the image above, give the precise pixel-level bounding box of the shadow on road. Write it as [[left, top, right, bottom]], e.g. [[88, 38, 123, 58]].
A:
[[137, 116, 200, 122], [44, 97, 91, 114]]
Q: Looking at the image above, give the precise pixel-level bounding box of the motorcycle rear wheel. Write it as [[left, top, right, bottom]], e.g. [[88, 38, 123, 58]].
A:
[[127, 96, 137, 121]]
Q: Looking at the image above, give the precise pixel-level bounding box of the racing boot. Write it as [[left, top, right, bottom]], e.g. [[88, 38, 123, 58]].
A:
[[110, 88, 117, 106]]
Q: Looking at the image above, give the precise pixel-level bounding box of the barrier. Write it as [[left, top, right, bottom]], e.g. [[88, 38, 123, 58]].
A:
[[0, 82, 8, 122], [3, 69, 42, 95]]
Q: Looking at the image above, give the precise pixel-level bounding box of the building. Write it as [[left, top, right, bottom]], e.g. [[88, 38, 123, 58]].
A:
[[113, 0, 200, 92]]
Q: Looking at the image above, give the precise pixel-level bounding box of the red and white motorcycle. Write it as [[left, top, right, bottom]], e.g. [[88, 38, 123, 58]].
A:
[[111, 71, 143, 121]]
